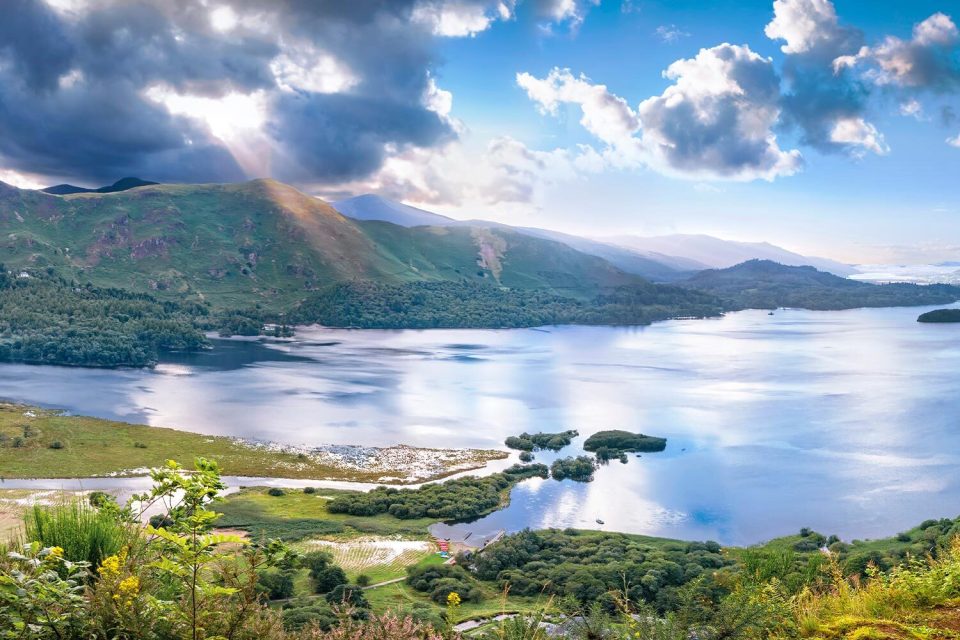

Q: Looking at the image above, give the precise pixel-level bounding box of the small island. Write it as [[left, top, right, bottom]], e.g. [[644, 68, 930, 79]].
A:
[[584, 429, 668, 462], [550, 455, 597, 482], [918, 309, 960, 323], [504, 429, 579, 452]]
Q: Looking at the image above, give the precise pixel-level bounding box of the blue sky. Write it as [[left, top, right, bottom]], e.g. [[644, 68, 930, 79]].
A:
[[1, 0, 958, 262], [427, 0, 960, 262]]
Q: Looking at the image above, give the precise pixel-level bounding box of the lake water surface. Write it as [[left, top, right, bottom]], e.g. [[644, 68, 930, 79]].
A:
[[2, 305, 959, 545]]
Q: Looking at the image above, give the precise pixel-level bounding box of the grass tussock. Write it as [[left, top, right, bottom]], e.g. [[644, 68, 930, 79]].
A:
[[22, 499, 127, 569]]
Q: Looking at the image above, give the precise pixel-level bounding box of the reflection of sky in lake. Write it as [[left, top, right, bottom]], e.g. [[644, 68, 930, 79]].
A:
[[1, 304, 960, 545]]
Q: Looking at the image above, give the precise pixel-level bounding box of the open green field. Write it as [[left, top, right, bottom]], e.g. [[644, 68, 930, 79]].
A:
[[0, 404, 503, 481], [216, 487, 440, 541]]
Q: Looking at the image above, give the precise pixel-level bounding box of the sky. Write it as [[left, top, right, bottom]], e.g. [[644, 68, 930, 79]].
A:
[[1, 0, 959, 263]]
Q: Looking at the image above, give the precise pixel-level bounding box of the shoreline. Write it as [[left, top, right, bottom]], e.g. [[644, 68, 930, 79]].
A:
[[0, 403, 510, 485]]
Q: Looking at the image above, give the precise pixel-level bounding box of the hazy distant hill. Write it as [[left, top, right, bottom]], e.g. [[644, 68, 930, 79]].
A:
[[681, 260, 960, 310], [333, 194, 698, 281], [333, 194, 455, 227], [0, 179, 666, 308], [603, 233, 856, 277], [42, 177, 158, 195]]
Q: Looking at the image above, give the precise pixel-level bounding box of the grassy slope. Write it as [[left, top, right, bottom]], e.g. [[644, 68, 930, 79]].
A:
[[360, 222, 642, 299], [0, 180, 648, 309], [0, 404, 502, 481]]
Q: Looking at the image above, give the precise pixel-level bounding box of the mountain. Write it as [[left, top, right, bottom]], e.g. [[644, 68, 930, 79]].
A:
[[602, 234, 857, 277], [681, 259, 960, 310], [41, 177, 159, 195], [0, 179, 659, 308], [333, 194, 455, 227], [334, 194, 697, 281]]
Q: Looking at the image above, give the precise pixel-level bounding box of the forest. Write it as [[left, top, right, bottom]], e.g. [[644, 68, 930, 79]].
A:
[[324, 464, 548, 521], [0, 267, 274, 367], [287, 281, 724, 329]]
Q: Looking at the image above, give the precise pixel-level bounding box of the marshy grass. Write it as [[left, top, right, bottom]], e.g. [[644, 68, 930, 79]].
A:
[[22, 499, 127, 568]]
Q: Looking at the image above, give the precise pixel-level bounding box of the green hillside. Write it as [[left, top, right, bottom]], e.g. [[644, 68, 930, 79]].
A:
[[681, 259, 960, 310], [0, 179, 645, 309]]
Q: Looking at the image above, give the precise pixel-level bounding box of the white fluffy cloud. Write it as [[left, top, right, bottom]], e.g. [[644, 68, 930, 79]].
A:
[[322, 134, 599, 216], [947, 133, 960, 148], [828, 117, 889, 156], [413, 1, 516, 37], [532, 0, 599, 30], [515, 45, 803, 183], [764, 0, 845, 55], [638, 44, 802, 181], [866, 13, 960, 88], [516, 69, 640, 146]]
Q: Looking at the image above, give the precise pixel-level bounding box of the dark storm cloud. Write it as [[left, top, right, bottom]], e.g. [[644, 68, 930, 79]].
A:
[[0, 0, 480, 185], [225, 0, 457, 182], [270, 92, 453, 182]]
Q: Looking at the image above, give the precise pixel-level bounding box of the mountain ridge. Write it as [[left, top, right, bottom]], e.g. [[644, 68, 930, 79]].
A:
[[604, 233, 856, 276], [332, 194, 854, 279], [42, 176, 159, 195], [0, 179, 658, 308]]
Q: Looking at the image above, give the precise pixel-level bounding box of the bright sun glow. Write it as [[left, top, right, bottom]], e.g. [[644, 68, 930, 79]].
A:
[[145, 85, 267, 142], [209, 6, 239, 32]]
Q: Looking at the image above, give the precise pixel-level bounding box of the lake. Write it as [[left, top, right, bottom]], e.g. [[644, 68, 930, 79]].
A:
[[2, 304, 959, 546]]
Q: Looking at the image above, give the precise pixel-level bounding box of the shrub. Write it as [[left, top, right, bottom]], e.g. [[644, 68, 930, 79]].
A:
[[258, 568, 296, 600], [133, 441, 148, 448], [303, 487, 317, 494], [268, 487, 286, 497], [48, 440, 64, 449]]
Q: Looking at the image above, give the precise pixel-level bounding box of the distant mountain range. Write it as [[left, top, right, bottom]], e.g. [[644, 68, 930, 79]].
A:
[[333, 194, 856, 279], [600, 233, 858, 276], [41, 177, 159, 195]]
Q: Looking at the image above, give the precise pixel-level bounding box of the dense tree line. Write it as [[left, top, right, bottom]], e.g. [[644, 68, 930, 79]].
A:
[[504, 430, 578, 452], [0, 267, 269, 367], [325, 464, 548, 521], [287, 281, 723, 329], [0, 267, 210, 367], [468, 529, 730, 612]]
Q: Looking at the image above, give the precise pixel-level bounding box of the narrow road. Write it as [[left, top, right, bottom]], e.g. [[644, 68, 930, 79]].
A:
[[361, 576, 406, 590]]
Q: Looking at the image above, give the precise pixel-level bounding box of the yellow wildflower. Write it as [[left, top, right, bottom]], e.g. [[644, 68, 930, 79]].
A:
[[98, 548, 128, 576], [118, 575, 140, 596], [99, 554, 121, 576], [48, 546, 64, 559], [446, 591, 462, 608]]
